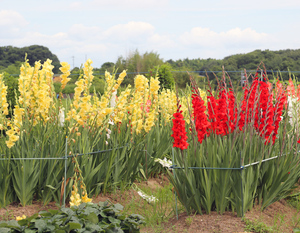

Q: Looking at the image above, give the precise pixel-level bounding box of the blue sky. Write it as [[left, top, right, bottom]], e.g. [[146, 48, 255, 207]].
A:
[[1, 0, 300, 68]]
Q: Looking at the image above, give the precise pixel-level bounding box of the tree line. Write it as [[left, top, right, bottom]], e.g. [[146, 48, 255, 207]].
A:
[[1, 45, 300, 92]]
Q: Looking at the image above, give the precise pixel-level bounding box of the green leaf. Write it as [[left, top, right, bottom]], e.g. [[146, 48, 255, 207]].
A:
[[34, 219, 47, 231], [55, 230, 66, 233], [17, 219, 29, 226], [67, 222, 82, 230], [113, 203, 123, 212], [0, 228, 11, 233], [61, 207, 75, 216], [48, 209, 59, 216], [85, 222, 103, 232], [24, 229, 36, 233], [108, 216, 121, 225], [46, 184, 56, 190], [83, 206, 97, 216], [293, 228, 300, 233], [39, 210, 52, 217], [139, 168, 147, 180], [2, 220, 19, 228], [26, 213, 38, 222], [86, 212, 99, 224], [106, 226, 123, 233]]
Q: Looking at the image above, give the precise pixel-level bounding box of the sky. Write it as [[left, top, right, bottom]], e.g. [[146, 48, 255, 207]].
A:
[[1, 0, 300, 69]]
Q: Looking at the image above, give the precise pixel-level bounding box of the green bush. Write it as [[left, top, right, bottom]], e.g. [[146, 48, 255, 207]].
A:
[[53, 82, 62, 94], [2, 72, 19, 115], [90, 77, 105, 95], [149, 64, 175, 90], [62, 84, 76, 94], [0, 201, 145, 232]]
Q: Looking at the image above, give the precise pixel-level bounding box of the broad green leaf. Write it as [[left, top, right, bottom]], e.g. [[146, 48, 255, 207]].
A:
[[86, 212, 99, 224], [67, 222, 82, 230]]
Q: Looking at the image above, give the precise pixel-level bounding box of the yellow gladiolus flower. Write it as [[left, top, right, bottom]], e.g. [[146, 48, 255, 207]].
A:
[[9, 134, 19, 142], [60, 62, 71, 90], [16, 215, 26, 221], [60, 62, 71, 73], [70, 192, 81, 207], [5, 140, 14, 148], [81, 194, 92, 203], [6, 129, 15, 137]]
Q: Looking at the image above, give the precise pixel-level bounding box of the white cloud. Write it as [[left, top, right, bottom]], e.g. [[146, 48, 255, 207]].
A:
[[0, 10, 28, 37], [103, 21, 155, 43], [148, 33, 177, 49], [68, 24, 102, 40], [69, 1, 83, 9], [11, 32, 69, 48], [180, 27, 269, 49], [0, 10, 28, 26]]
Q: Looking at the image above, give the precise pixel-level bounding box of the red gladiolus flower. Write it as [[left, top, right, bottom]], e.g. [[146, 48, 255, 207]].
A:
[[287, 78, 296, 97], [191, 93, 210, 143], [258, 80, 275, 144], [207, 88, 237, 136], [297, 138, 300, 144], [171, 109, 189, 150], [272, 83, 286, 143], [239, 86, 249, 131]]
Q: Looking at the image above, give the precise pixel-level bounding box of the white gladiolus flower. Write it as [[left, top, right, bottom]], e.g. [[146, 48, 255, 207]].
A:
[[137, 190, 158, 203], [154, 157, 172, 169], [110, 91, 117, 108], [287, 96, 300, 129], [58, 108, 65, 127]]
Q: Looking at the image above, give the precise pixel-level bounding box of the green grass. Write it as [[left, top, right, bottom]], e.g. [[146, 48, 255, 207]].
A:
[[109, 180, 176, 232]]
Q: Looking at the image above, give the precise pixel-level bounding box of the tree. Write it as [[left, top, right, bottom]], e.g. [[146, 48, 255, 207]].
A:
[[0, 45, 60, 73], [115, 49, 164, 86], [150, 64, 175, 90]]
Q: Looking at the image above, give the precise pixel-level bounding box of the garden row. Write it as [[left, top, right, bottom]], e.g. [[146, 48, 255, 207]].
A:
[[0, 59, 300, 218]]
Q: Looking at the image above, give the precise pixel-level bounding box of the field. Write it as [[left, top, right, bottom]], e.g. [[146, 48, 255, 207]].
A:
[[1, 59, 300, 232]]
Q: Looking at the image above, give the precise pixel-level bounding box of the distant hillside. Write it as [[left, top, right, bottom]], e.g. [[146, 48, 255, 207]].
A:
[[165, 49, 300, 84], [0, 45, 60, 73], [167, 49, 300, 72], [1, 46, 299, 85]]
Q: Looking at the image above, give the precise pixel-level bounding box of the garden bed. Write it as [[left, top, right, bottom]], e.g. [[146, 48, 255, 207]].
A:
[[1, 178, 299, 232]]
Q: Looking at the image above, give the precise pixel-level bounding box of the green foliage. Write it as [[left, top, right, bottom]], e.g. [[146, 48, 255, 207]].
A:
[[115, 50, 164, 85], [0, 201, 145, 232], [90, 77, 105, 95], [97, 62, 115, 74], [140, 121, 173, 178], [0, 62, 21, 75], [169, 49, 300, 83], [0, 45, 60, 73], [53, 82, 62, 94], [1, 72, 19, 114], [62, 84, 76, 94], [149, 64, 175, 90], [243, 218, 274, 232], [121, 183, 174, 231]]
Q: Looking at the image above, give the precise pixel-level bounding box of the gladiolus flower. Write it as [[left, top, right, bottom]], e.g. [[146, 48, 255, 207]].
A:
[[16, 215, 26, 221], [191, 93, 210, 143], [82, 194, 92, 203], [171, 107, 189, 150]]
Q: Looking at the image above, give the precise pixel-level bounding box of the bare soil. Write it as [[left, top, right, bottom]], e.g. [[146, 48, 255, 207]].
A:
[[1, 178, 299, 233]]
